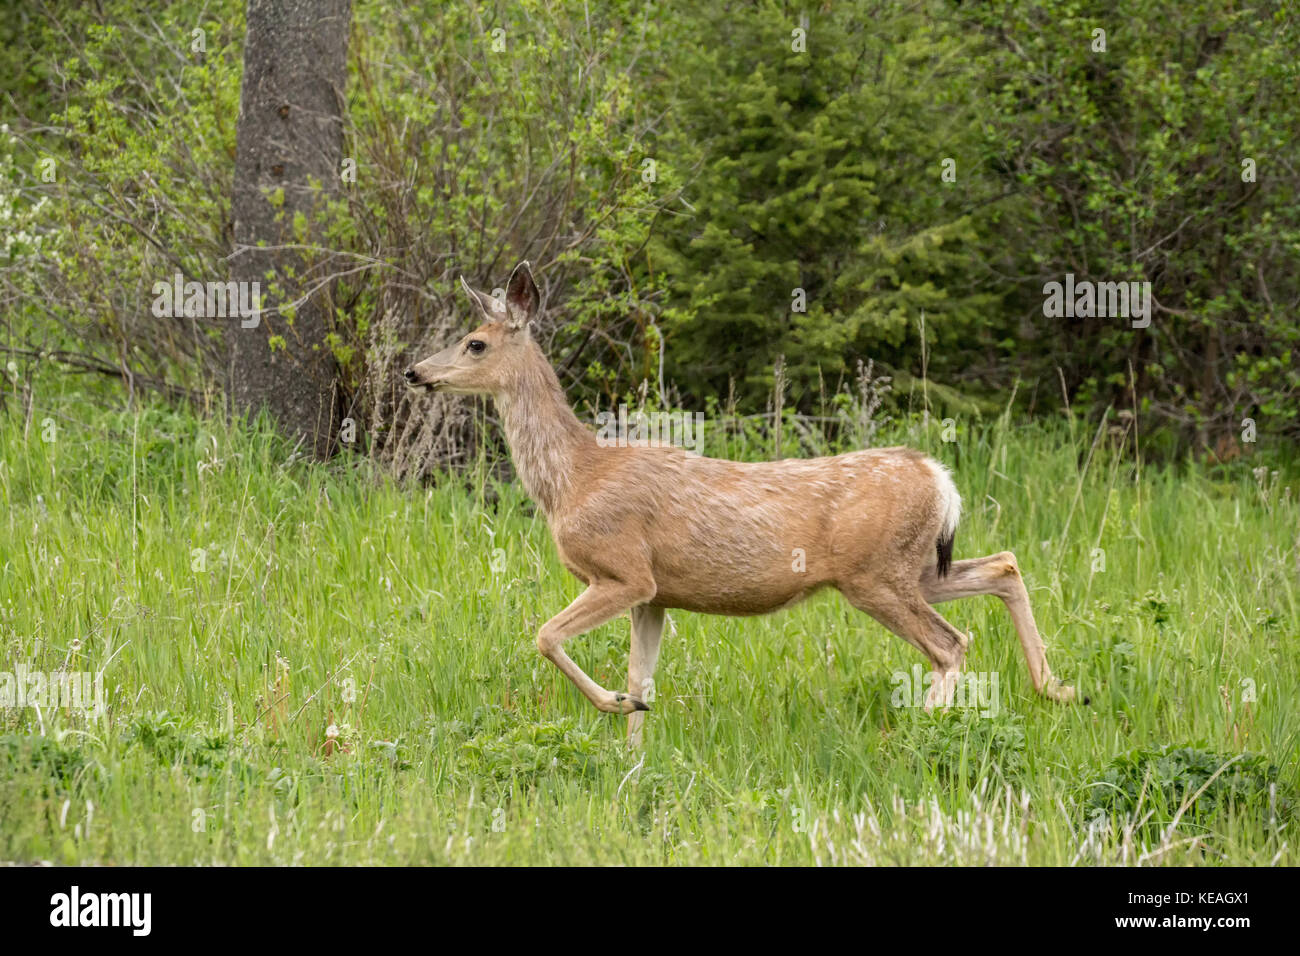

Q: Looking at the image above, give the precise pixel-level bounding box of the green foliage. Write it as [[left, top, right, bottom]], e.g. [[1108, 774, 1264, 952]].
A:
[[0, 733, 93, 793], [966, 0, 1300, 442], [461, 715, 605, 785], [651, 1, 1001, 408], [336, 0, 679, 417], [1086, 745, 1293, 829], [903, 712, 1029, 786], [4, 0, 1298, 453], [3, 0, 244, 389], [126, 712, 241, 777]]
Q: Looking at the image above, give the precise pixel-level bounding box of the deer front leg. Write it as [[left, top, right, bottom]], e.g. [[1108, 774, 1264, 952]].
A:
[[627, 605, 666, 748], [537, 581, 656, 715]]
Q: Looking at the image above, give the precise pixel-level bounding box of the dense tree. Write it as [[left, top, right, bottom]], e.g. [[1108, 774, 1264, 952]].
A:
[[649, 1, 1002, 411], [965, 0, 1300, 447]]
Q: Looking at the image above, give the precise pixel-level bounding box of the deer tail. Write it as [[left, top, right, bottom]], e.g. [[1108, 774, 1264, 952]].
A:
[[927, 458, 962, 578]]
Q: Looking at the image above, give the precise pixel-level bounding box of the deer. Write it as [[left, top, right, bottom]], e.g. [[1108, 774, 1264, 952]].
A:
[[405, 262, 1076, 747]]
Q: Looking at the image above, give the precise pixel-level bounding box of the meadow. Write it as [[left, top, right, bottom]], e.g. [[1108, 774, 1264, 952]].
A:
[[1, 376, 1296, 865]]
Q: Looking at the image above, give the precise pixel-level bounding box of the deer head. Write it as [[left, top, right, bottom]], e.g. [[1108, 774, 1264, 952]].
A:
[[404, 261, 541, 396]]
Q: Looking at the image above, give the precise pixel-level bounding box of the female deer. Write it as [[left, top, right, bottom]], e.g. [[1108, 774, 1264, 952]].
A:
[[405, 263, 1075, 746]]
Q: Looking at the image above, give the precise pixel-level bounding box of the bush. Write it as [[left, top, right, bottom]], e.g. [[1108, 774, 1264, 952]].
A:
[[1085, 745, 1292, 829]]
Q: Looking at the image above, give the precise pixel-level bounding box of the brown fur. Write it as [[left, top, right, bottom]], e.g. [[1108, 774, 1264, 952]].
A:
[[407, 264, 1074, 746]]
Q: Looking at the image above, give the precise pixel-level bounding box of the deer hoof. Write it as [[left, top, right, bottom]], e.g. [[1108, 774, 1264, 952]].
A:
[[1043, 679, 1076, 703], [613, 693, 649, 714]]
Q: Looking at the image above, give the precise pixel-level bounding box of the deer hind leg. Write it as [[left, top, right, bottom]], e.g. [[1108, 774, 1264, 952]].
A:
[[537, 581, 656, 715], [844, 583, 969, 710], [920, 551, 1074, 702], [626, 605, 666, 749]]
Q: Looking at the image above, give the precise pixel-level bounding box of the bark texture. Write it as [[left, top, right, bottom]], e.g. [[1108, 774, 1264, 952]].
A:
[[229, 0, 352, 457]]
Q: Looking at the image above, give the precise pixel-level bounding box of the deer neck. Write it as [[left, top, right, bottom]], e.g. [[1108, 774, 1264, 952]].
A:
[[494, 342, 594, 517]]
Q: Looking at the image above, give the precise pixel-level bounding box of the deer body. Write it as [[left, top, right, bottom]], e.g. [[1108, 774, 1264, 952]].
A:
[[549, 444, 948, 616], [407, 263, 1075, 746]]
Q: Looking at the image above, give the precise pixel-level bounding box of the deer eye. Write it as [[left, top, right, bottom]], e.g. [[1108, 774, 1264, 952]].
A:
[[466, 339, 486, 355]]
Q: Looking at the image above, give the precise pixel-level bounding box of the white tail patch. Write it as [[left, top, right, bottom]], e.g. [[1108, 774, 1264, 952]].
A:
[[925, 458, 962, 542]]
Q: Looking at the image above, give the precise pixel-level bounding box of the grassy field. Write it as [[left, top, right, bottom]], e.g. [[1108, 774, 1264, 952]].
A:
[[1, 377, 1296, 865]]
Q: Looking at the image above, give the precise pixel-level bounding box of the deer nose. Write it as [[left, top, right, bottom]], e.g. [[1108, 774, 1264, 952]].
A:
[[403, 368, 417, 383]]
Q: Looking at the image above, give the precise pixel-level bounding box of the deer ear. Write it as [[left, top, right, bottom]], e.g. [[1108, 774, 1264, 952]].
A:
[[459, 275, 507, 321], [505, 261, 540, 329]]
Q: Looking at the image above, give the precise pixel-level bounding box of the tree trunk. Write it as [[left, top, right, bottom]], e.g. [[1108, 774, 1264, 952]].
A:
[[229, 0, 352, 458]]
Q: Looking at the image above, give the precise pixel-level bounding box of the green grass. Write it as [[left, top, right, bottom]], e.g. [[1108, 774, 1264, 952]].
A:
[[0, 378, 1297, 865]]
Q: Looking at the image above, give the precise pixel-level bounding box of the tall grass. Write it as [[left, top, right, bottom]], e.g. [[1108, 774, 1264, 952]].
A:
[[0, 375, 1296, 864]]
